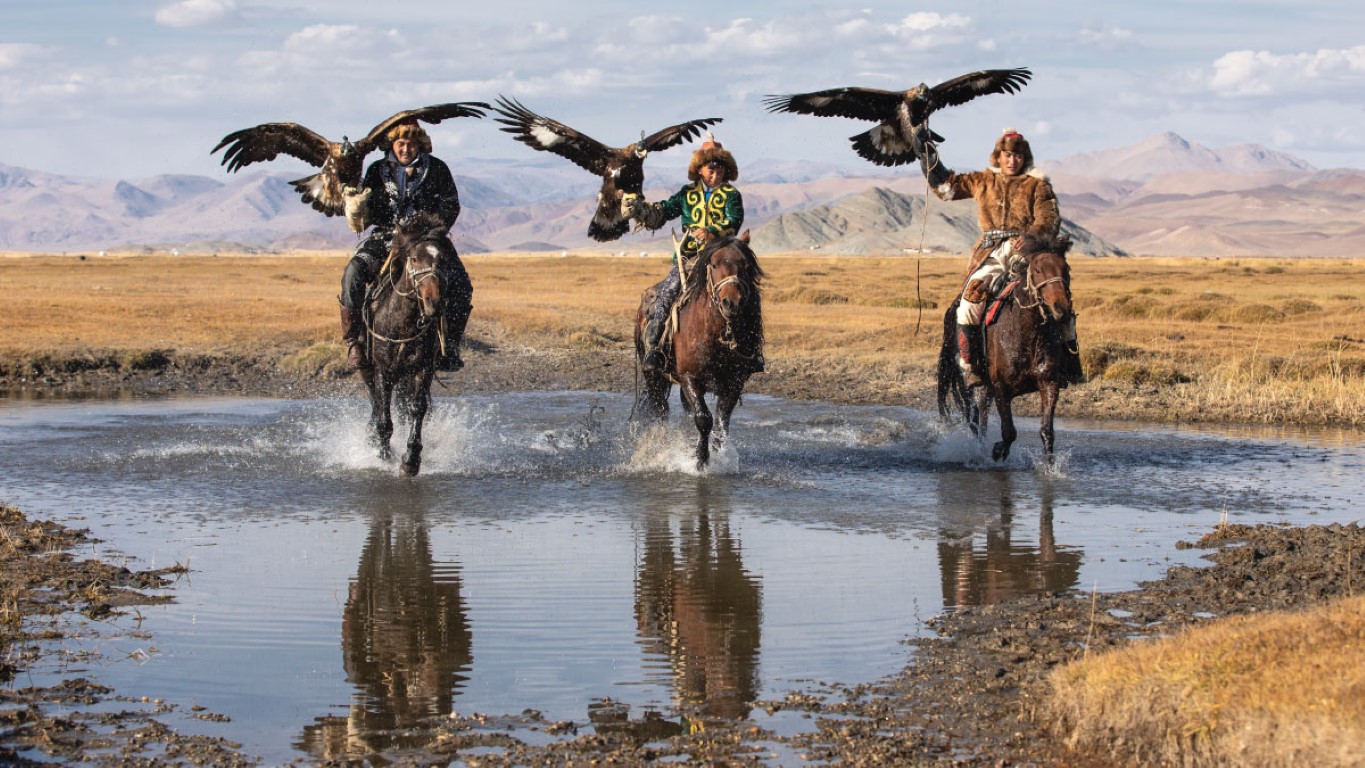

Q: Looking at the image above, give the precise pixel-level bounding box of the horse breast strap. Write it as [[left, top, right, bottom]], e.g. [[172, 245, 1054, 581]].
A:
[[982, 280, 1020, 328]]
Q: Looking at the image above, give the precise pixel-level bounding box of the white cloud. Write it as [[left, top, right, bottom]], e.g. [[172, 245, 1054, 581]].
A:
[[1206, 45, 1365, 96], [154, 0, 238, 28], [1078, 24, 1134, 48], [0, 44, 47, 70], [886, 12, 971, 36]]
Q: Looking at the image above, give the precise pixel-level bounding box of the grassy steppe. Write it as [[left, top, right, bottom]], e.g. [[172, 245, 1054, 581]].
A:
[[1, 251, 1362, 425]]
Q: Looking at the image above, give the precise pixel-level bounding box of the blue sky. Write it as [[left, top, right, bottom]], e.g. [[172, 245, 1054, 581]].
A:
[[2, 0, 1363, 180]]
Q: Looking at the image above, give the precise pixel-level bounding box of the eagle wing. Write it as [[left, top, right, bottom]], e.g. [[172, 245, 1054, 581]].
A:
[[211, 123, 334, 173], [638, 117, 724, 153], [491, 96, 615, 177], [928, 67, 1032, 110], [761, 88, 905, 123], [356, 101, 492, 153]]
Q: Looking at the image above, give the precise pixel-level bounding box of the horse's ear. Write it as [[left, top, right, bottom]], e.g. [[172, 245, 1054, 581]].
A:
[[739, 229, 751, 244]]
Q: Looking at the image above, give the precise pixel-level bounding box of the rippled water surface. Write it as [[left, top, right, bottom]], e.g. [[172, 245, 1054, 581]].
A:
[[1, 391, 1361, 762]]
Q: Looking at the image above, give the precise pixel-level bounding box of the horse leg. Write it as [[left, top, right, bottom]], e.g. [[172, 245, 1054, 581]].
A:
[[712, 382, 743, 451], [636, 371, 671, 423], [369, 370, 395, 462], [400, 369, 432, 476], [971, 386, 990, 442], [992, 395, 1016, 462], [1038, 381, 1060, 462], [678, 377, 713, 469]]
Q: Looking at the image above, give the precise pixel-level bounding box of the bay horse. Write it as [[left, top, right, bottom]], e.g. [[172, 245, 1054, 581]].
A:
[[361, 213, 469, 476], [633, 232, 764, 469], [938, 234, 1076, 462]]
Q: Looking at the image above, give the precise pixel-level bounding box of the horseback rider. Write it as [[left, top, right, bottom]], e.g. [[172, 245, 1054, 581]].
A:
[[339, 119, 473, 371], [912, 126, 1082, 387], [624, 134, 762, 375]]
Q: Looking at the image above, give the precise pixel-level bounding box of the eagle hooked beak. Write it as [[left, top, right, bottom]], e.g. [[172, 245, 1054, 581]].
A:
[[634, 130, 649, 159]]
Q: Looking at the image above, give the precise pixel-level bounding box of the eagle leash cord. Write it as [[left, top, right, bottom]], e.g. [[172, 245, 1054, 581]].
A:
[[914, 177, 931, 336]]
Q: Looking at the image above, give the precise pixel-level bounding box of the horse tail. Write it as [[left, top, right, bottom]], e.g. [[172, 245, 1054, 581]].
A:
[[936, 301, 968, 422]]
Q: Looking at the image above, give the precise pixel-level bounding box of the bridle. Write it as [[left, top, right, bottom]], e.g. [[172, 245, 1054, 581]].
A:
[[706, 255, 747, 351], [367, 243, 445, 346], [1013, 252, 1070, 322]]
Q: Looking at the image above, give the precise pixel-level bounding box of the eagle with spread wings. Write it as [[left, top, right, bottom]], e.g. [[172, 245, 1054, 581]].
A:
[[211, 102, 491, 216], [491, 96, 722, 242], [763, 67, 1032, 167]]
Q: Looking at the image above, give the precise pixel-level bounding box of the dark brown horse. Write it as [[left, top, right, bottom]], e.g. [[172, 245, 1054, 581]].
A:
[[938, 234, 1075, 462], [361, 214, 469, 476], [633, 233, 764, 469]]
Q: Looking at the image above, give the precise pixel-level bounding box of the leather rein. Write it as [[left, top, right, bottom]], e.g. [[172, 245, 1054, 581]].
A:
[[367, 244, 444, 346]]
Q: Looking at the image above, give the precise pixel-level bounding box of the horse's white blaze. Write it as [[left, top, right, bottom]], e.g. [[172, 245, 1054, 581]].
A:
[[425, 244, 440, 257]]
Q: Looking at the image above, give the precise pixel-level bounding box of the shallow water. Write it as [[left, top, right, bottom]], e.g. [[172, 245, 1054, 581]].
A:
[[0, 391, 1361, 762]]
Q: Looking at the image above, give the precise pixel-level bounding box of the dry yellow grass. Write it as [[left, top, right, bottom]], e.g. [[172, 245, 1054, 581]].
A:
[[2, 251, 1362, 424], [1048, 594, 1365, 767]]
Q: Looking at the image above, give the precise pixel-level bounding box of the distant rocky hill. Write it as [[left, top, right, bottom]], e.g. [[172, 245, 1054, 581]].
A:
[[1039, 132, 1315, 181], [1, 133, 1361, 257], [751, 187, 1123, 256]]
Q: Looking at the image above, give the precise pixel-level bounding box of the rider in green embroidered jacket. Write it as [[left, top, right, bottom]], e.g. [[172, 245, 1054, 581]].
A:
[[626, 134, 755, 374]]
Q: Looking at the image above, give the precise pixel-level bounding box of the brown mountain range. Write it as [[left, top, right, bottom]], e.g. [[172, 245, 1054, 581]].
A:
[[0, 133, 1358, 257]]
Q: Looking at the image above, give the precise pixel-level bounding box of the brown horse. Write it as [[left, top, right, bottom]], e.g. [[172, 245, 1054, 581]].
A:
[[633, 233, 764, 469], [361, 214, 469, 476], [938, 234, 1076, 462]]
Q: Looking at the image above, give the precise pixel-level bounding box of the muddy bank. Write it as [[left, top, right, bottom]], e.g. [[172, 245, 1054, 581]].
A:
[[0, 505, 254, 766], [0, 344, 1157, 425], [2, 493, 1360, 765]]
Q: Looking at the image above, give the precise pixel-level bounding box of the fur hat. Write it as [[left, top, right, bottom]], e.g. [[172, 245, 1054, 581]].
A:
[[990, 128, 1033, 170], [386, 120, 432, 154], [688, 132, 739, 182]]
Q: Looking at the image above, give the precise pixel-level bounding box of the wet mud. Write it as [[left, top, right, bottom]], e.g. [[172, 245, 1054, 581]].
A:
[[3, 491, 1361, 765]]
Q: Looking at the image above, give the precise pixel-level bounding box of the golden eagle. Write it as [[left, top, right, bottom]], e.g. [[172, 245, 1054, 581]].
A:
[[211, 102, 490, 216], [763, 67, 1032, 167], [491, 96, 722, 241]]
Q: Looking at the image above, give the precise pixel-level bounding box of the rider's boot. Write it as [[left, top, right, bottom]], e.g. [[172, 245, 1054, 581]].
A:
[[340, 304, 369, 371], [958, 324, 984, 389], [641, 315, 668, 374], [438, 304, 471, 372]]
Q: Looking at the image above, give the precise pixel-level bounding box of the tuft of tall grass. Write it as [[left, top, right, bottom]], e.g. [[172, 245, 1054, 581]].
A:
[[1048, 594, 1365, 767]]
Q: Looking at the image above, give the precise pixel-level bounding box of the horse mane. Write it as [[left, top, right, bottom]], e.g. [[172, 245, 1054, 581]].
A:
[[678, 236, 764, 307], [1016, 233, 1072, 260], [1014, 233, 1072, 285], [393, 212, 451, 253]]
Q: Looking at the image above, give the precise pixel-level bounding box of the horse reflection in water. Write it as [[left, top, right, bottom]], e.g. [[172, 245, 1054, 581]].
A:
[[936, 474, 1082, 609], [296, 502, 471, 761], [633, 485, 762, 728]]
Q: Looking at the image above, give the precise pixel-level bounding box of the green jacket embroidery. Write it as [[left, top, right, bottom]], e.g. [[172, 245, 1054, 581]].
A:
[[657, 182, 744, 257]]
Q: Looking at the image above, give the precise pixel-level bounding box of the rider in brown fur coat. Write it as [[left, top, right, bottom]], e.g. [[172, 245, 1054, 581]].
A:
[[913, 127, 1081, 387]]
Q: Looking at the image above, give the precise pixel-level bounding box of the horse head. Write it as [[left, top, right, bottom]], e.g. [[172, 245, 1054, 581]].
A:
[[390, 213, 450, 319], [702, 230, 759, 322], [1017, 234, 1073, 324]]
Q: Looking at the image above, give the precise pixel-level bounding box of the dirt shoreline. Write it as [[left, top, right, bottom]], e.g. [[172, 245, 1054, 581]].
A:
[[0, 344, 1316, 431], [3, 359, 1363, 765]]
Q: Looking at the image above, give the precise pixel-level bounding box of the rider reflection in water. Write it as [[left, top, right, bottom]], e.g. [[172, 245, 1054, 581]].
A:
[[624, 134, 763, 375], [911, 126, 1084, 387], [338, 120, 474, 372]]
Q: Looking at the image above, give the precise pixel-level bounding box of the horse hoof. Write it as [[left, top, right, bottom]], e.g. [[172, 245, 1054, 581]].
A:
[[401, 462, 420, 477], [378, 446, 393, 462], [992, 442, 1010, 461]]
